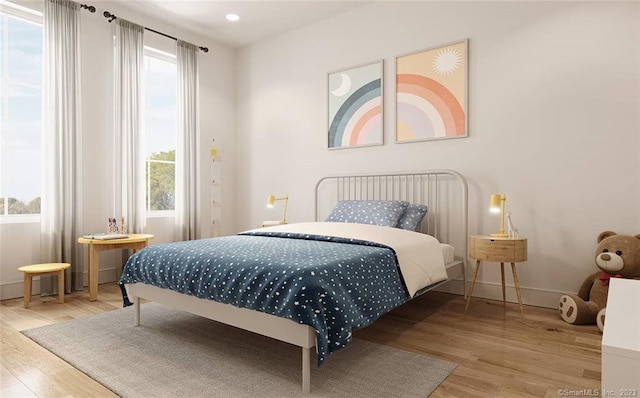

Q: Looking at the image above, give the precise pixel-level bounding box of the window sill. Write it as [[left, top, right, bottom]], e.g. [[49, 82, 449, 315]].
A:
[[0, 215, 40, 224], [146, 211, 175, 219]]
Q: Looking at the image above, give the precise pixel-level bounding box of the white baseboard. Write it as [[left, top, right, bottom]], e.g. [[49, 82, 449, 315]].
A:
[[2, 273, 563, 310], [0, 267, 121, 301], [1, 279, 45, 301], [435, 278, 564, 309]]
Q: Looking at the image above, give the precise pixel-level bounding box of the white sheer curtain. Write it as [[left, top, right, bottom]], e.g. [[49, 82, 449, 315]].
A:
[[114, 19, 146, 233], [41, 0, 83, 294], [175, 40, 200, 241]]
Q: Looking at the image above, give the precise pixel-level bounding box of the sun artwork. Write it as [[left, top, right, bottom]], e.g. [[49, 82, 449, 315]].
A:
[[432, 47, 462, 76]]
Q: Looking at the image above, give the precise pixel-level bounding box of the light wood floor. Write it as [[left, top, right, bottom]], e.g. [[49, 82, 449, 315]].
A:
[[1, 283, 601, 397]]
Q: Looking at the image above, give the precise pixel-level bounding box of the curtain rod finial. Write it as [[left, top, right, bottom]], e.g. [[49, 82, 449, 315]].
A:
[[80, 4, 96, 13], [200, 47, 209, 53], [103, 11, 116, 22]]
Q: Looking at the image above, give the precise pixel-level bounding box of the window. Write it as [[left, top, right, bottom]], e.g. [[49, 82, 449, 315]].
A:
[[143, 47, 177, 213], [0, 4, 42, 217]]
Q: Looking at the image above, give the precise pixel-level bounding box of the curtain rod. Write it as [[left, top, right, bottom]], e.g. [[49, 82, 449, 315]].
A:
[[103, 11, 209, 53], [80, 4, 95, 13]]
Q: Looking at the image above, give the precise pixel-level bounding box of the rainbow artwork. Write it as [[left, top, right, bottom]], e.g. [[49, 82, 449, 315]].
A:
[[396, 40, 468, 142], [328, 61, 383, 149]]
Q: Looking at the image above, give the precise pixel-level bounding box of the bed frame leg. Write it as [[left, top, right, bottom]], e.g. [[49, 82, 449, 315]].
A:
[[133, 297, 140, 326], [302, 347, 310, 393]]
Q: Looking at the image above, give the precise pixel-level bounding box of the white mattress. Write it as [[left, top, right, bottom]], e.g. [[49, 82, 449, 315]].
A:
[[441, 243, 455, 264]]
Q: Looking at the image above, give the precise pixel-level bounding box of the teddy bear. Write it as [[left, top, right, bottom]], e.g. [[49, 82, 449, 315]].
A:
[[558, 231, 640, 332]]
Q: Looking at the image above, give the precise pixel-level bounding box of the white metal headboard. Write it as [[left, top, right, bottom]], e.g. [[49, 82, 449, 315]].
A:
[[314, 169, 468, 284]]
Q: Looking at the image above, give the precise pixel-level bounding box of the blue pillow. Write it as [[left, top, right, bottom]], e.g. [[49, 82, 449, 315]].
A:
[[396, 204, 428, 231], [325, 200, 409, 227]]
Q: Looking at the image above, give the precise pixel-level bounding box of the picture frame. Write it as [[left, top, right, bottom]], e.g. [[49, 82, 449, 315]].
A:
[[395, 39, 468, 143], [327, 60, 383, 149]]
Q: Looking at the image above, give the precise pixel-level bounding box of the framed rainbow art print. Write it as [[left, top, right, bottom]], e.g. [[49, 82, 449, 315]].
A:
[[327, 60, 383, 149], [396, 39, 468, 143]]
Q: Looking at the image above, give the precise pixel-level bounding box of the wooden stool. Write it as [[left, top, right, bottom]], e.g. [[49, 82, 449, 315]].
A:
[[18, 263, 71, 308]]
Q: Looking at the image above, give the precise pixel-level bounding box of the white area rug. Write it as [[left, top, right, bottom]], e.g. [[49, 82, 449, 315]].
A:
[[22, 303, 456, 397]]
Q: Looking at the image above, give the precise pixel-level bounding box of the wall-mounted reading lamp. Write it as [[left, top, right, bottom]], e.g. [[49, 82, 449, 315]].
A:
[[266, 195, 289, 224], [490, 194, 508, 238]]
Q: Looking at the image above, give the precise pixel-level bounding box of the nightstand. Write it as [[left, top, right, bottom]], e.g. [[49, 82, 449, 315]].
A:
[[465, 235, 528, 318]]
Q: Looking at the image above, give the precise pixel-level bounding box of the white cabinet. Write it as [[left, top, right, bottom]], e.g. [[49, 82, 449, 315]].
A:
[[601, 278, 640, 395]]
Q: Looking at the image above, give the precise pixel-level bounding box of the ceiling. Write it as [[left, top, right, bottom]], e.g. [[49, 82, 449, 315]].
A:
[[110, 1, 369, 49]]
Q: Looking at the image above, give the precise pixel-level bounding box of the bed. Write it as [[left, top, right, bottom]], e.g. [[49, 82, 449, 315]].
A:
[[121, 169, 468, 393]]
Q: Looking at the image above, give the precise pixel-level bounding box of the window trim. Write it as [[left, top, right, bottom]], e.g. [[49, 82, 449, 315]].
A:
[[0, 213, 39, 223], [144, 46, 176, 63], [0, 2, 42, 25]]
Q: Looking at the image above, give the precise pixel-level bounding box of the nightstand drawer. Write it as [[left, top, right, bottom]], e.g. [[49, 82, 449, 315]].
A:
[[469, 236, 527, 263]]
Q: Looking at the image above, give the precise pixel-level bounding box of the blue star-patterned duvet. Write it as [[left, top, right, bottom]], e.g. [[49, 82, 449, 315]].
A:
[[119, 230, 410, 365]]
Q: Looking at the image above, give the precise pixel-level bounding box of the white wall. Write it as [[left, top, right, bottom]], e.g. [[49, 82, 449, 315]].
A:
[[2, 1, 638, 308], [0, 1, 237, 299], [236, 1, 640, 308]]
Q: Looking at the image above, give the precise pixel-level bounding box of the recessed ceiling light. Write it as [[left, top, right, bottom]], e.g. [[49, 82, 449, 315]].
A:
[[225, 14, 240, 22]]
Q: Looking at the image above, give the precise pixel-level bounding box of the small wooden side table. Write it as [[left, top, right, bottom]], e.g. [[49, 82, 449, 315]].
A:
[[18, 263, 71, 308], [77, 234, 154, 301], [465, 235, 528, 318]]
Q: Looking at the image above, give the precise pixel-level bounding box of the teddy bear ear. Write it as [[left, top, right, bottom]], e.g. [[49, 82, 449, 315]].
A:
[[635, 234, 640, 240], [598, 231, 617, 243]]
